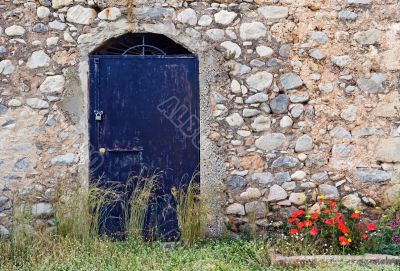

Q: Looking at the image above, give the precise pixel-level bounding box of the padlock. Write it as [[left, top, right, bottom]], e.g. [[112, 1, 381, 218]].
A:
[[94, 110, 103, 121]]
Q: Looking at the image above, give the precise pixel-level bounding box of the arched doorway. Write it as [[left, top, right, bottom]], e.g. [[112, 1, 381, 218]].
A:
[[89, 33, 200, 240]]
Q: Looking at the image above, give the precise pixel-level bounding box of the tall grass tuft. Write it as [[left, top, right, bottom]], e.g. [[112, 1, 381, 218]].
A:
[[172, 174, 205, 246], [54, 176, 120, 241], [124, 172, 158, 240]]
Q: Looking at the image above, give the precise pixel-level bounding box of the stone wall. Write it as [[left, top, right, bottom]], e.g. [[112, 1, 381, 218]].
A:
[[0, 0, 400, 237]]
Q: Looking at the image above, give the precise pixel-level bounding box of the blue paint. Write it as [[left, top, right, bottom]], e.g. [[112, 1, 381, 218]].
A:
[[89, 54, 199, 240]]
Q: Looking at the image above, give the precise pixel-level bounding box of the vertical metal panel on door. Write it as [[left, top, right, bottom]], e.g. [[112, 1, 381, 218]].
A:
[[89, 54, 200, 240]]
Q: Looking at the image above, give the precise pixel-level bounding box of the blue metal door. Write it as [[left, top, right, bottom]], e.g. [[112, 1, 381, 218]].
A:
[[89, 55, 199, 240]]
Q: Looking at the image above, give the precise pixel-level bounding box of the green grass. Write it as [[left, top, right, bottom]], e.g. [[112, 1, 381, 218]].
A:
[[0, 237, 399, 271]]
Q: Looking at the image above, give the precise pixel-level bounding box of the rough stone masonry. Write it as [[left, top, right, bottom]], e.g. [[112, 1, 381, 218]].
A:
[[0, 0, 400, 237]]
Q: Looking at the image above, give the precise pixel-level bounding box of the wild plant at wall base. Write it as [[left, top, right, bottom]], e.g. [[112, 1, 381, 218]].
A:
[[282, 196, 376, 255]]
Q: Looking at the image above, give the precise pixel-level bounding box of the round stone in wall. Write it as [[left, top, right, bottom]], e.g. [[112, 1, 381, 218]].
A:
[[214, 10, 237, 25], [66, 5, 97, 25], [5, 25, 25, 36], [246, 72, 273, 91], [239, 22, 267, 40], [26, 50, 51, 69], [177, 8, 198, 26], [255, 133, 286, 152], [270, 94, 289, 114], [37, 6, 50, 19], [295, 135, 313, 152], [98, 7, 121, 21]]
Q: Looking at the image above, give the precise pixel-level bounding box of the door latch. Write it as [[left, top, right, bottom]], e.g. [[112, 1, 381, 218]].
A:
[[94, 110, 103, 121]]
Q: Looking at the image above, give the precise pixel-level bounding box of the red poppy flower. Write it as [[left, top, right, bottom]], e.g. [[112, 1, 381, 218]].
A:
[[288, 217, 296, 223], [329, 201, 336, 208], [339, 236, 350, 246], [324, 219, 334, 225], [297, 221, 305, 229], [311, 213, 319, 220], [338, 222, 350, 234], [367, 223, 375, 231], [351, 213, 360, 219], [291, 210, 305, 218], [309, 228, 318, 236], [304, 220, 313, 227], [362, 233, 368, 239], [323, 209, 332, 214], [290, 229, 298, 235]]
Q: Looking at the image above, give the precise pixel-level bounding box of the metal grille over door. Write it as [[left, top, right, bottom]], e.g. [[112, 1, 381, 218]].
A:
[[89, 33, 199, 240]]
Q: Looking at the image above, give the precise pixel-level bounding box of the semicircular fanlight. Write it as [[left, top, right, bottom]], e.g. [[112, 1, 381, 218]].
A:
[[91, 33, 191, 56]]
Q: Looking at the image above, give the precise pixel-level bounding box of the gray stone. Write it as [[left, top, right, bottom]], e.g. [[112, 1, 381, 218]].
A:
[[311, 31, 329, 44], [352, 127, 384, 137], [245, 201, 266, 218], [270, 94, 289, 114], [330, 126, 352, 138], [226, 203, 245, 215], [226, 113, 244, 127], [51, 153, 77, 165], [267, 184, 288, 202], [318, 184, 339, 199], [332, 144, 351, 158], [0, 60, 16, 75], [5, 25, 25, 36], [311, 172, 329, 183], [251, 115, 271, 132], [242, 109, 260, 117], [290, 104, 304, 118], [309, 49, 326, 60], [26, 50, 51, 69], [272, 156, 300, 169], [357, 73, 387, 94], [282, 182, 296, 191], [13, 157, 29, 172], [67, 5, 97, 25], [319, 83, 334, 93], [280, 73, 303, 90], [214, 10, 237, 25], [230, 63, 251, 76], [347, 0, 371, 7], [291, 171, 306, 181], [240, 22, 267, 40], [252, 172, 274, 185], [375, 138, 400, 162], [295, 135, 313, 152], [280, 116, 293, 128], [289, 92, 309, 103], [177, 8, 197, 26], [275, 172, 291, 184], [40, 75, 65, 94], [32, 203, 54, 218], [198, 15, 212, 26], [246, 72, 273, 91], [354, 29, 381, 45], [240, 187, 262, 202], [37, 6, 50, 19], [32, 23, 48, 33], [255, 133, 286, 152], [0, 46, 6, 55], [289, 193, 307, 206], [8, 99, 22, 107], [52, 0, 73, 9], [220, 41, 241, 59], [258, 6, 289, 20], [342, 194, 362, 210], [385, 184, 400, 205], [0, 225, 10, 238], [26, 98, 49, 109], [0, 196, 9, 206], [49, 20, 66, 30], [340, 105, 357, 122], [245, 93, 268, 104], [0, 105, 7, 115], [98, 7, 121, 21], [331, 55, 351, 67], [279, 44, 291, 58], [338, 10, 358, 21], [206, 29, 225, 41], [227, 176, 247, 190], [256, 46, 274, 58], [354, 170, 391, 183]]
